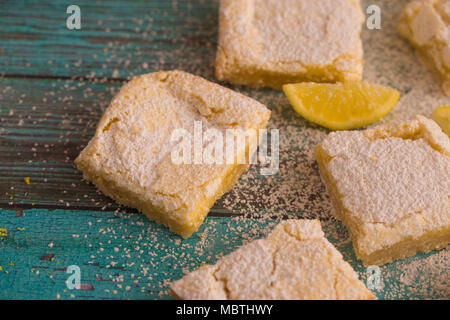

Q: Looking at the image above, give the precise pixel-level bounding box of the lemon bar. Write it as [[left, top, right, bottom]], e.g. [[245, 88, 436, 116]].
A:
[[215, 0, 365, 90], [398, 0, 450, 95], [170, 220, 375, 300], [75, 71, 271, 238], [315, 115, 450, 266]]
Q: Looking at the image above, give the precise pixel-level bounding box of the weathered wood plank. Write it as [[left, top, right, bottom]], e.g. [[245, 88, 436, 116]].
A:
[[0, 0, 219, 79], [0, 208, 272, 299], [1, 208, 448, 300]]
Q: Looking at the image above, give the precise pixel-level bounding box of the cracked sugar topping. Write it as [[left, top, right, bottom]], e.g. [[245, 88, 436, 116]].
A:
[[170, 220, 374, 300], [219, 0, 364, 67], [253, 0, 364, 66], [77, 71, 270, 210], [320, 115, 450, 224]]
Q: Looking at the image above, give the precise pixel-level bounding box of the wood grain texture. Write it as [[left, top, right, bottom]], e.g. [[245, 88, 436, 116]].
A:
[[0, 0, 449, 300], [0, 0, 219, 80], [0, 208, 446, 300], [0, 209, 270, 299]]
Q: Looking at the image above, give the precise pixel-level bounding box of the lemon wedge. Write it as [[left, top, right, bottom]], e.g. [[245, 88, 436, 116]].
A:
[[283, 82, 400, 130], [432, 106, 450, 136]]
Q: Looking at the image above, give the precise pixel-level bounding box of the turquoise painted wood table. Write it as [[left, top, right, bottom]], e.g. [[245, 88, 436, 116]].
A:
[[0, 0, 448, 300]]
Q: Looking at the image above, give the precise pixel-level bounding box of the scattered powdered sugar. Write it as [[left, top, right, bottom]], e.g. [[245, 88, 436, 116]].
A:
[[1, 0, 449, 299], [208, 0, 450, 299], [400, 247, 449, 289], [388, 247, 450, 299]]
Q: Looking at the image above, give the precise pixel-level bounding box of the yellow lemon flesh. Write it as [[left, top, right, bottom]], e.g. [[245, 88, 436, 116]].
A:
[[432, 106, 450, 136], [282, 82, 400, 130]]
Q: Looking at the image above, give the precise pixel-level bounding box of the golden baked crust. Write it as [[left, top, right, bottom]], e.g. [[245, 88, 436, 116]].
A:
[[75, 70, 271, 238], [398, 0, 450, 95], [215, 0, 365, 89], [315, 115, 450, 266], [170, 220, 376, 300]]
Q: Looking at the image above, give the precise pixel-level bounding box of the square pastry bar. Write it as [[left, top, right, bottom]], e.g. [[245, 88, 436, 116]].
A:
[[399, 0, 450, 96], [315, 115, 450, 266], [170, 220, 375, 300], [75, 71, 271, 238], [215, 0, 365, 89]]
